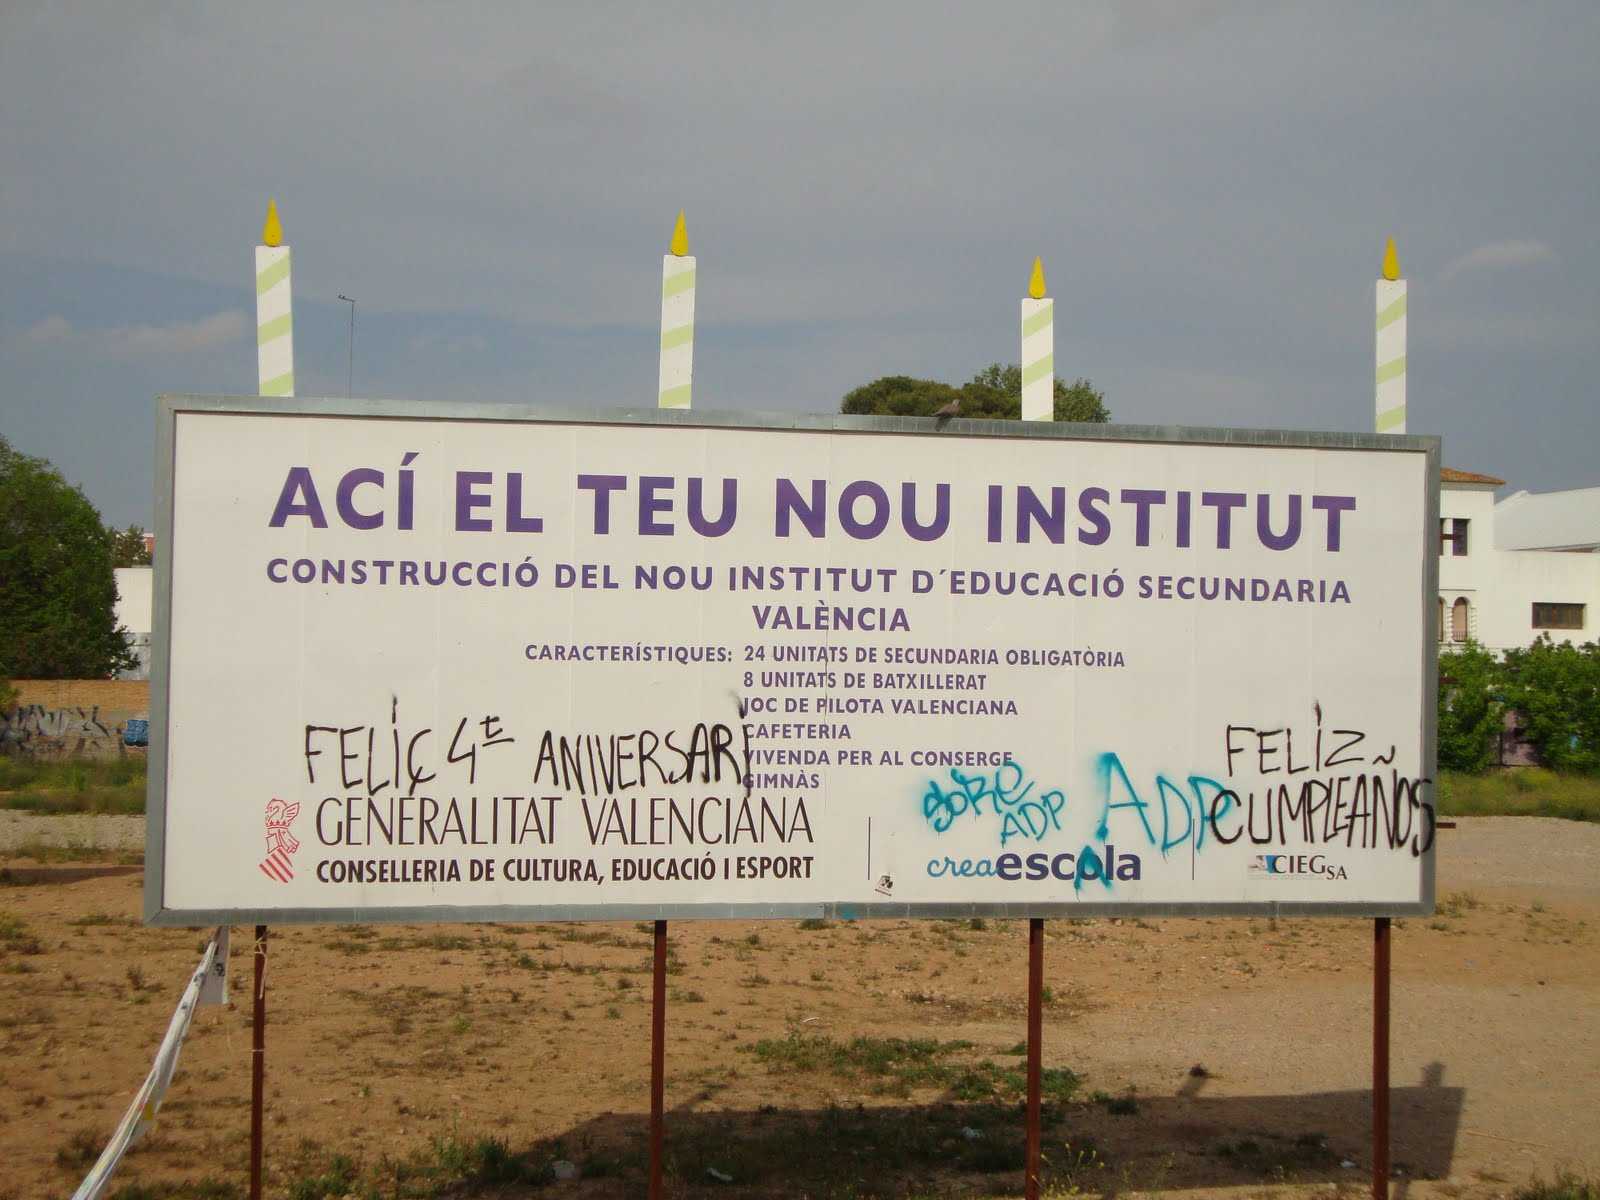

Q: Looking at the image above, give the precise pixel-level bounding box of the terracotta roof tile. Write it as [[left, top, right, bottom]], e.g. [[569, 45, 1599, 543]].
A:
[[1440, 467, 1506, 485]]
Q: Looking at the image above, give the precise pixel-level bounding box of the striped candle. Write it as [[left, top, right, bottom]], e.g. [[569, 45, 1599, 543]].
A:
[[1375, 237, 1406, 434], [1020, 256, 1053, 421], [658, 210, 695, 409], [256, 199, 294, 397]]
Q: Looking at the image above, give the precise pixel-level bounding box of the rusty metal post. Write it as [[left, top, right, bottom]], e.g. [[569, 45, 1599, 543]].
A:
[[1025, 917, 1044, 1200], [250, 925, 267, 1200], [650, 919, 668, 1200], [1373, 917, 1391, 1200]]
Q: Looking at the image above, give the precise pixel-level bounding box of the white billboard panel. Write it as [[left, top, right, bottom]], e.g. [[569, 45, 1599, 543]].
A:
[[147, 399, 1438, 923]]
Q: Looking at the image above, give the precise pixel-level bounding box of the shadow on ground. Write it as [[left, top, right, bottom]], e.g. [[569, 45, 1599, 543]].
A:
[[492, 1070, 1463, 1197]]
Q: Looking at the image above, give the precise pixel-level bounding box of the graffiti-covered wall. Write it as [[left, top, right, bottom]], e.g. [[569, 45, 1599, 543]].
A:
[[0, 680, 150, 760]]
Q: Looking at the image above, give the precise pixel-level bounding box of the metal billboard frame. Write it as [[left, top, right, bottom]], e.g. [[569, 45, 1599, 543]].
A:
[[145, 393, 1440, 927]]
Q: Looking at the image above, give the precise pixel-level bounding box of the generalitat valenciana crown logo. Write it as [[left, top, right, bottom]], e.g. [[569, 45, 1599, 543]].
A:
[[259, 798, 301, 883]]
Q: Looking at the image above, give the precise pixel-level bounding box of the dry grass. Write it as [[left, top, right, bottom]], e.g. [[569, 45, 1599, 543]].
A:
[[1438, 769, 1600, 822], [0, 756, 147, 815]]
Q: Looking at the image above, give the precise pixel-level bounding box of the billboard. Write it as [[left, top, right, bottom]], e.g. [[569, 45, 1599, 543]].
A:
[[146, 397, 1438, 924]]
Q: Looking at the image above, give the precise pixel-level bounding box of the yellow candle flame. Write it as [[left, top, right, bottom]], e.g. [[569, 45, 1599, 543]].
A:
[[1382, 237, 1401, 281], [261, 199, 283, 248], [1028, 256, 1047, 299], [669, 210, 689, 257]]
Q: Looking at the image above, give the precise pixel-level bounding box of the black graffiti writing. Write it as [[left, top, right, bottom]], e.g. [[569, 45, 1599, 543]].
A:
[[304, 699, 515, 796], [1207, 768, 1434, 857], [532, 723, 748, 794]]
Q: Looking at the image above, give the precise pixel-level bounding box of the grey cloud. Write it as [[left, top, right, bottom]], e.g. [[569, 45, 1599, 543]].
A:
[[1438, 240, 1555, 282], [22, 315, 71, 343], [408, 331, 489, 356], [0, 1, 1597, 522], [10, 310, 245, 356], [106, 311, 246, 355]]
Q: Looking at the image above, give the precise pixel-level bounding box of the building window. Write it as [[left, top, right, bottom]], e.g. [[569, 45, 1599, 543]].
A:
[[1532, 602, 1585, 630], [1439, 518, 1469, 557], [1451, 597, 1469, 642]]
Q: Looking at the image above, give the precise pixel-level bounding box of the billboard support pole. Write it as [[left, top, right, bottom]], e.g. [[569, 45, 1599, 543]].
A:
[[250, 925, 267, 1200], [649, 919, 668, 1199], [1373, 917, 1391, 1200], [1025, 917, 1044, 1200]]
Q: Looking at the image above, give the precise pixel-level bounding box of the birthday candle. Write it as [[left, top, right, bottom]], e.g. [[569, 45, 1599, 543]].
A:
[[1020, 256, 1053, 421], [255, 200, 294, 397], [1375, 237, 1406, 434], [658, 210, 695, 409]]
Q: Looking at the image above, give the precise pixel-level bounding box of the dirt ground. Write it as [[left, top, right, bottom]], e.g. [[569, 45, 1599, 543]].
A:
[[1, 816, 1595, 1199]]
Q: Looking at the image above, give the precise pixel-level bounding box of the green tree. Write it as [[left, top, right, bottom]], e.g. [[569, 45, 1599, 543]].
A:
[[1500, 637, 1600, 775], [1436, 641, 1503, 774], [107, 524, 151, 567], [0, 435, 137, 679], [840, 364, 1110, 422], [839, 375, 962, 419], [963, 364, 1110, 422]]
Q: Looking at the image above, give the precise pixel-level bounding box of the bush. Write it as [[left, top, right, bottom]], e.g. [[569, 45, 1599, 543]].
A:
[[1434, 637, 1600, 777], [1437, 641, 1503, 773], [1500, 637, 1600, 775]]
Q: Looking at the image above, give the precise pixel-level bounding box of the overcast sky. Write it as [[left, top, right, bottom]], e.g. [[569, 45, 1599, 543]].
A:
[[2, 3, 1596, 528]]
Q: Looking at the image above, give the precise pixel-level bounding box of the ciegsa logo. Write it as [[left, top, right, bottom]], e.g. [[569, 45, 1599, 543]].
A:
[[1250, 854, 1348, 880]]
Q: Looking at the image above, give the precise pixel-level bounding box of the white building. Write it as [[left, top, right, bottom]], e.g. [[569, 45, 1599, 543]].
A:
[[1494, 484, 1600, 553], [1438, 469, 1599, 652], [113, 565, 153, 680]]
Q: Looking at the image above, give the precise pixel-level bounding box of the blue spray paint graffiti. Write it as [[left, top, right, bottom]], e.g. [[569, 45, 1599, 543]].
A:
[[1093, 752, 1234, 854], [917, 753, 1238, 891], [920, 762, 1065, 845]]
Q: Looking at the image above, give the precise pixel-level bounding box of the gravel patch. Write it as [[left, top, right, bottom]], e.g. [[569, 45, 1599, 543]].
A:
[[1436, 814, 1600, 895], [0, 810, 145, 854]]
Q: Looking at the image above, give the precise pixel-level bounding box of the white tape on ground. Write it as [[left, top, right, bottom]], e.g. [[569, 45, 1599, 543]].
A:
[[71, 927, 229, 1200]]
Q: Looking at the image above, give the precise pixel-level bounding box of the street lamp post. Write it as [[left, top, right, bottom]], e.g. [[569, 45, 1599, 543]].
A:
[[337, 294, 356, 397]]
